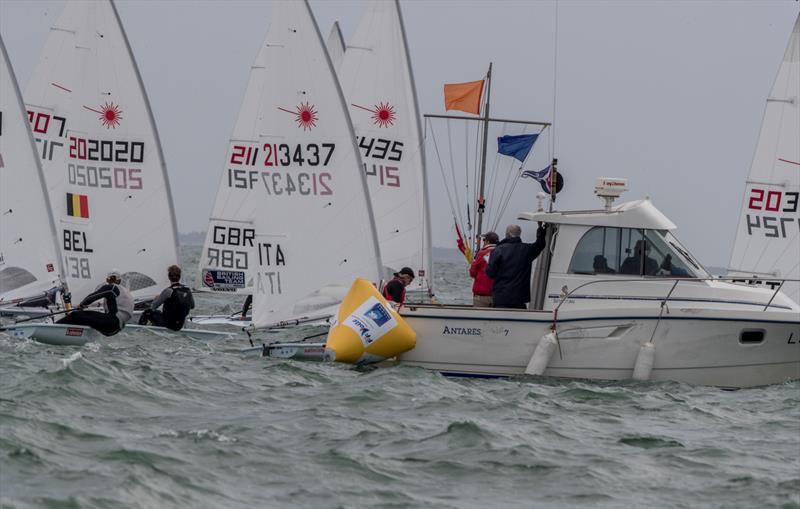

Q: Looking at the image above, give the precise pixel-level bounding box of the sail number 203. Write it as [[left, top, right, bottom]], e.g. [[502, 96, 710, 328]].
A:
[[745, 188, 799, 238]]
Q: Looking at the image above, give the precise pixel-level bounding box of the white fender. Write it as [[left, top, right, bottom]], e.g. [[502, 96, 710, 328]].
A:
[[525, 332, 558, 376], [632, 342, 656, 381]]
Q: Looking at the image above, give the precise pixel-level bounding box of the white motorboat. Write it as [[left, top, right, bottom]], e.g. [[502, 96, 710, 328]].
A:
[[395, 180, 799, 388]]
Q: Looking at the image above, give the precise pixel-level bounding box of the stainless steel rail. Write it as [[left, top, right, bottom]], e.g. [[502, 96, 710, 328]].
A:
[[553, 276, 800, 316]]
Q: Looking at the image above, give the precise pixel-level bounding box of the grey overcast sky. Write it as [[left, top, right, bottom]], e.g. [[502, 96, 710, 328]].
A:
[[1, 0, 798, 268]]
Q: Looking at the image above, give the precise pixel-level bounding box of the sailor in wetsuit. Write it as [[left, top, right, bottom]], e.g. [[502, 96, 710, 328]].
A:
[[56, 269, 133, 336], [138, 265, 195, 331]]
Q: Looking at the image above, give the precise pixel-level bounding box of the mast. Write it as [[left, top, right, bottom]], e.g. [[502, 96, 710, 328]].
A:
[[474, 63, 492, 253]]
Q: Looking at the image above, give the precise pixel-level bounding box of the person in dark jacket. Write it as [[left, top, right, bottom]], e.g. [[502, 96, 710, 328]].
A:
[[620, 240, 659, 276], [485, 224, 547, 309], [383, 267, 415, 305], [469, 231, 499, 307], [57, 270, 134, 336], [138, 265, 195, 331]]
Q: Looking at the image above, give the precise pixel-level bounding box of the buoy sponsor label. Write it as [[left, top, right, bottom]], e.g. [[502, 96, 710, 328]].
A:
[[343, 296, 397, 347]]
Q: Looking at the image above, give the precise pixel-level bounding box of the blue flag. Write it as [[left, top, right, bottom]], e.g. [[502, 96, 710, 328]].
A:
[[497, 134, 539, 163]]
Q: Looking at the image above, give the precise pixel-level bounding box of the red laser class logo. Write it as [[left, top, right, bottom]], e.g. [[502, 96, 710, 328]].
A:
[[278, 102, 319, 131], [83, 102, 123, 129], [352, 102, 396, 128]]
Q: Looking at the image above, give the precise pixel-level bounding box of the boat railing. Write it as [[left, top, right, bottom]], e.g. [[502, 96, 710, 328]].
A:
[[553, 276, 800, 315]]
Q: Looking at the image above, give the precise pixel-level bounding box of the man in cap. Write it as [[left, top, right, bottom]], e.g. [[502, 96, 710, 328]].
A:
[[486, 223, 548, 309], [138, 265, 195, 331], [56, 269, 134, 336], [469, 231, 499, 307], [382, 267, 415, 305]]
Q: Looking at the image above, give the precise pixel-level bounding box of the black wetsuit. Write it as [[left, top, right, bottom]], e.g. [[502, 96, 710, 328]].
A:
[[57, 284, 133, 336], [138, 283, 195, 331]]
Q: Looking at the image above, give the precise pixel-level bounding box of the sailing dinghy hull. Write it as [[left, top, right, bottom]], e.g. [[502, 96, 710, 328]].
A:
[[2, 324, 100, 346], [125, 324, 235, 341], [241, 342, 326, 361]]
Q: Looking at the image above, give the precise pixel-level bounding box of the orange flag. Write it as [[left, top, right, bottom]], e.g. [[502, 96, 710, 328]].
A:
[[443, 79, 485, 115]]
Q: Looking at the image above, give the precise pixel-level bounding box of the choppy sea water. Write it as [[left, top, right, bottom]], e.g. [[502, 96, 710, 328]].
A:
[[1, 246, 798, 509]]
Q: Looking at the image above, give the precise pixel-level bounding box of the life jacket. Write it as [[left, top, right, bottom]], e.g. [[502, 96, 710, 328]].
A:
[[382, 277, 406, 304], [163, 284, 193, 330]]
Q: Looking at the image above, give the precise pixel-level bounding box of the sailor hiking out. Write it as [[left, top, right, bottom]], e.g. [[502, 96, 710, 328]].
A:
[[139, 265, 195, 331], [485, 224, 547, 309], [57, 270, 134, 336]]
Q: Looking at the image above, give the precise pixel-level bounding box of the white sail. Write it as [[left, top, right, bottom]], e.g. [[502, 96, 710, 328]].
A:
[[24, 0, 180, 302], [327, 21, 346, 71], [0, 36, 64, 303], [337, 0, 433, 295], [203, 0, 381, 328], [729, 15, 800, 303]]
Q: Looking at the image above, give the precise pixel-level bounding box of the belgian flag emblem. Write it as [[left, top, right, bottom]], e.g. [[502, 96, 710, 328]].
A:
[[66, 193, 89, 218]]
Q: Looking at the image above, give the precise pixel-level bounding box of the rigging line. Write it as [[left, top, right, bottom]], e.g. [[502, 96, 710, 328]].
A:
[[429, 118, 462, 230], [464, 118, 470, 219], [494, 126, 543, 230], [470, 116, 482, 233], [445, 118, 466, 230], [464, 120, 475, 233], [550, 0, 559, 158], [492, 158, 519, 232], [484, 122, 510, 229], [495, 166, 525, 230], [490, 123, 529, 230]]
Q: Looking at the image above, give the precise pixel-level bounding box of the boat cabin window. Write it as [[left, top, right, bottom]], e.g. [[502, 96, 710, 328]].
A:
[[569, 227, 705, 278]]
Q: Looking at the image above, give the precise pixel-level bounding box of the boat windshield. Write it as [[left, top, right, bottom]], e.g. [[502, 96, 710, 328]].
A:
[[646, 231, 709, 278], [569, 227, 708, 278]]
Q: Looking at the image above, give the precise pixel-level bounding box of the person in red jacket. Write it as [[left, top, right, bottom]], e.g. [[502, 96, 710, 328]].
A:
[[383, 267, 415, 305], [469, 231, 499, 307]]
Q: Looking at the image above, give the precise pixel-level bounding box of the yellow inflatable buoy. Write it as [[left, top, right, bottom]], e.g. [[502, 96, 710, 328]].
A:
[[324, 278, 416, 365]]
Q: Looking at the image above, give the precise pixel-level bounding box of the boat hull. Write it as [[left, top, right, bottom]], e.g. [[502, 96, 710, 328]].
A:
[[125, 324, 235, 341], [2, 324, 100, 346], [397, 304, 800, 388]]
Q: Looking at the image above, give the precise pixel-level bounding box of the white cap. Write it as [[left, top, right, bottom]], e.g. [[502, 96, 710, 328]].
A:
[[107, 269, 122, 280]]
